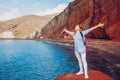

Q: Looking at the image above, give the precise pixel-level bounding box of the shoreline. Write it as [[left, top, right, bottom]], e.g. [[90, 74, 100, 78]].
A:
[[0, 38, 120, 43], [0, 38, 120, 57], [0, 38, 120, 63], [0, 38, 120, 54]]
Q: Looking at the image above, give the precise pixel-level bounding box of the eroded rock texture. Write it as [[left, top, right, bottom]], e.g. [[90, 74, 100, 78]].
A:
[[41, 0, 120, 41]]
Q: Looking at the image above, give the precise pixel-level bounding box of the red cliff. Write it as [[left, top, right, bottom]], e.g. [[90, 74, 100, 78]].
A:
[[41, 0, 120, 41], [56, 70, 114, 80]]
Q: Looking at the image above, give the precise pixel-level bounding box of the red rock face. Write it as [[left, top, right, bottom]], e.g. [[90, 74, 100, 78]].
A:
[[56, 70, 114, 80], [41, 0, 120, 41]]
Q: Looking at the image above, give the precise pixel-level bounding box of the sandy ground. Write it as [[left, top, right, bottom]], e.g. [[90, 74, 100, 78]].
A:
[[45, 38, 120, 56], [87, 39, 120, 56]]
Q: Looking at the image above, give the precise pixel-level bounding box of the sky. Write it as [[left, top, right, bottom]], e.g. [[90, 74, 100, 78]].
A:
[[0, 0, 74, 21]]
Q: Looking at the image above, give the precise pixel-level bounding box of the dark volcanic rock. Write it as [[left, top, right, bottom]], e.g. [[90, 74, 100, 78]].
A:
[[41, 0, 120, 41]]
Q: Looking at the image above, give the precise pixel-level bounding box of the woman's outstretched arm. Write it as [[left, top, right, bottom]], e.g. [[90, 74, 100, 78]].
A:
[[83, 23, 104, 35], [62, 28, 74, 36], [90, 23, 104, 30]]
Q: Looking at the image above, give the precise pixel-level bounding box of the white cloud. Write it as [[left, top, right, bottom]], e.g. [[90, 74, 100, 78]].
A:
[[0, 8, 19, 21], [35, 3, 67, 16]]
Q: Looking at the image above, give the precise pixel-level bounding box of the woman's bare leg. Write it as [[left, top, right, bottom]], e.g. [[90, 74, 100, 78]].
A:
[[81, 53, 89, 79], [75, 52, 83, 75]]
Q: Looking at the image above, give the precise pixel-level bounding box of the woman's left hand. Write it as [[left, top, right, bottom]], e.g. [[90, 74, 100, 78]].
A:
[[97, 23, 104, 28]]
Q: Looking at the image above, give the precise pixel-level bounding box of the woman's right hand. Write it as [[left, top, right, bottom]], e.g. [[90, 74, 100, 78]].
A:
[[63, 28, 66, 31], [61, 27, 66, 34]]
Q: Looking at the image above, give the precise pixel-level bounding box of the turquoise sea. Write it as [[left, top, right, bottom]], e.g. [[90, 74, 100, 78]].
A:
[[0, 40, 79, 80]]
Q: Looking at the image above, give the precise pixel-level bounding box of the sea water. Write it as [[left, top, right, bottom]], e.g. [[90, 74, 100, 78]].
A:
[[0, 40, 78, 80]]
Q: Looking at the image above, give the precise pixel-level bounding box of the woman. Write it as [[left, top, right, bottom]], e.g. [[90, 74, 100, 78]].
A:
[[63, 23, 104, 79]]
